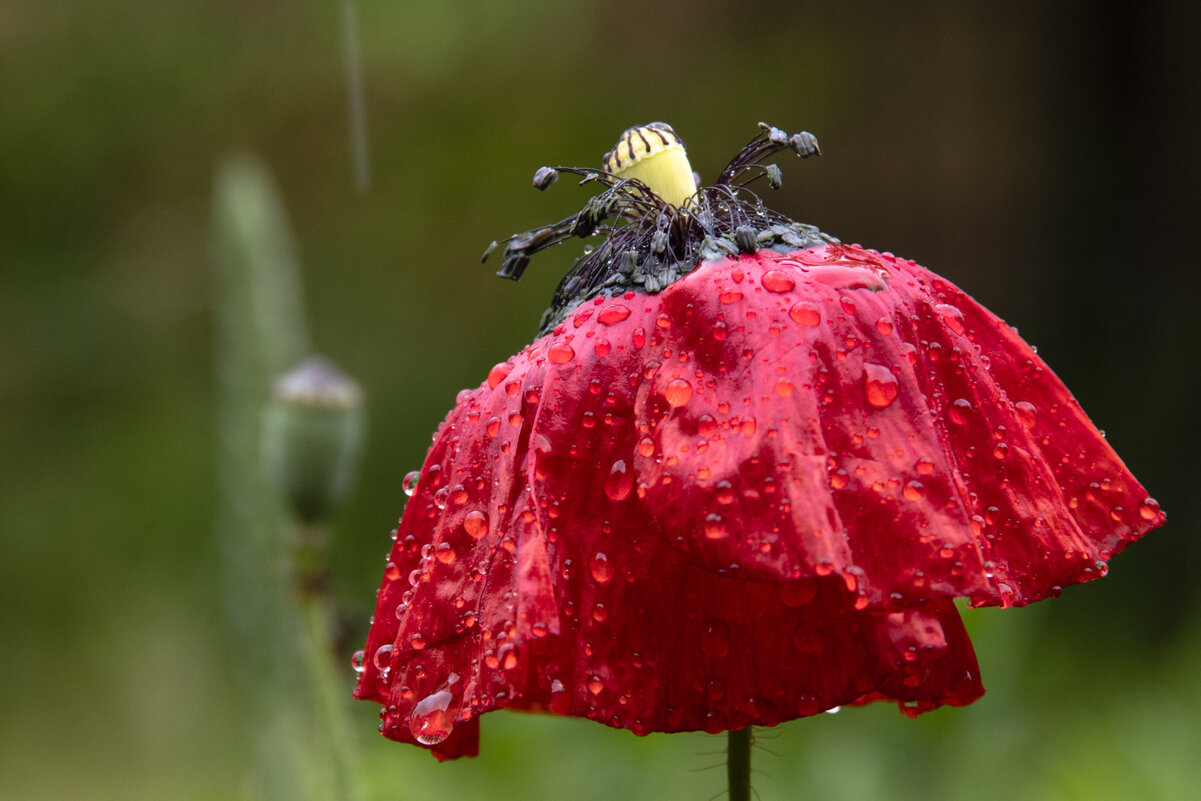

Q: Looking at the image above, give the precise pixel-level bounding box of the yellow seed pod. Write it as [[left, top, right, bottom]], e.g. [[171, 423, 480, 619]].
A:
[[602, 122, 698, 208]]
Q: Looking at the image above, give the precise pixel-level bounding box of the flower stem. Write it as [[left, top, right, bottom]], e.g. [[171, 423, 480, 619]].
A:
[[728, 727, 752, 801], [296, 531, 367, 801]]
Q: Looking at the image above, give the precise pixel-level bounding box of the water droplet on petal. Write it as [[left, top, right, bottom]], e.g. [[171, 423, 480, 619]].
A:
[[875, 317, 894, 335], [715, 480, 736, 504], [935, 303, 966, 335], [949, 398, 972, 425], [373, 644, 395, 671], [604, 459, 634, 501], [487, 362, 512, 389], [665, 378, 693, 407], [1139, 497, 1161, 521], [597, 304, 632, 325], [830, 468, 850, 489], [587, 675, 605, 695], [463, 510, 489, 539], [761, 270, 796, 293], [774, 378, 794, 397], [903, 480, 925, 501], [549, 679, 570, 713], [351, 649, 366, 674], [719, 290, 743, 304], [703, 513, 728, 540], [863, 363, 900, 408], [548, 342, 575, 364], [789, 302, 821, 326], [590, 552, 615, 583], [410, 676, 460, 746], [402, 471, 420, 497], [1015, 401, 1037, 428]]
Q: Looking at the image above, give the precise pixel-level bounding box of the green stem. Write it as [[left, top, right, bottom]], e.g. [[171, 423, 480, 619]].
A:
[[728, 727, 752, 801], [297, 539, 366, 801]]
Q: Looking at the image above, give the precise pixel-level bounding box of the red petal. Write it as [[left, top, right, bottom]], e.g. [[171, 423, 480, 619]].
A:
[[355, 244, 1163, 756]]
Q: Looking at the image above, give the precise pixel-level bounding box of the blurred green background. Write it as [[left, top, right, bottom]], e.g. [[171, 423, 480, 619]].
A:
[[2, 1, 1197, 799]]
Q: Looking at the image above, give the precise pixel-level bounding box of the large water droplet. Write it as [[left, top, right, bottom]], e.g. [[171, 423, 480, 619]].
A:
[[548, 342, 575, 364], [597, 304, 632, 325], [1015, 400, 1037, 428], [789, 302, 821, 326], [863, 363, 900, 408], [830, 468, 850, 489], [761, 270, 796, 293], [665, 378, 693, 407], [1139, 497, 1161, 521], [605, 459, 634, 501], [935, 303, 966, 335], [703, 513, 728, 540], [463, 510, 489, 540], [719, 290, 743, 305], [589, 552, 615, 583], [402, 471, 420, 497], [487, 362, 512, 389], [351, 649, 366, 674], [409, 675, 460, 746], [949, 398, 972, 425], [372, 643, 396, 672]]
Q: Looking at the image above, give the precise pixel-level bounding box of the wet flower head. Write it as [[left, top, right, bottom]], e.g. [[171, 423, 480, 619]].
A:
[[355, 122, 1165, 759]]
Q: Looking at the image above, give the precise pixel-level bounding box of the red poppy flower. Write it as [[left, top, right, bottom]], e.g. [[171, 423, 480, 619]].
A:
[[354, 123, 1164, 760]]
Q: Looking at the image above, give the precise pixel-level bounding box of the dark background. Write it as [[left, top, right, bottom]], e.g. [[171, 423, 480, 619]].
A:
[[2, 1, 1197, 799]]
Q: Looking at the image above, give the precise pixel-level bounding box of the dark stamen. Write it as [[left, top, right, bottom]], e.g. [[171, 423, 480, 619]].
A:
[[484, 122, 834, 334]]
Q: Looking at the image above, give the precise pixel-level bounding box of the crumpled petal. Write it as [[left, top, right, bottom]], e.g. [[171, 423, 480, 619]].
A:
[[355, 243, 1163, 758]]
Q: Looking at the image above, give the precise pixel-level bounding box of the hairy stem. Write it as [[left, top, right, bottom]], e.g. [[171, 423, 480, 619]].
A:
[[728, 727, 752, 801]]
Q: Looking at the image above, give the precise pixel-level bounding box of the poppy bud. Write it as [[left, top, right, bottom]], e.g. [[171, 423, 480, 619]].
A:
[[262, 356, 364, 523]]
